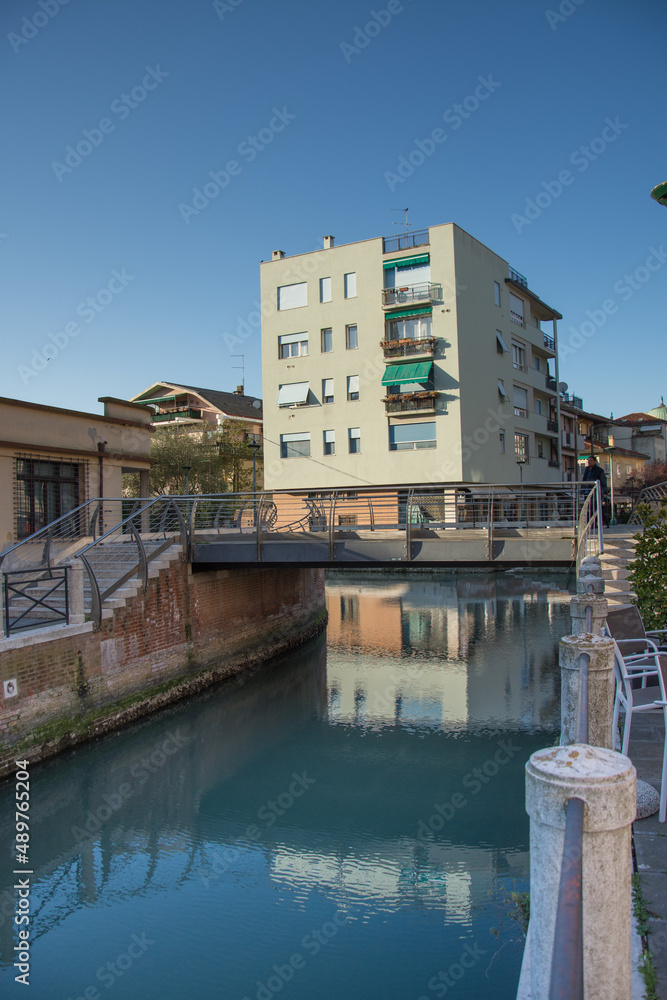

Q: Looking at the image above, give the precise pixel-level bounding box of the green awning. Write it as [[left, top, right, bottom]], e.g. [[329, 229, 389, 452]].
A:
[[383, 254, 430, 270], [385, 306, 432, 320], [381, 361, 433, 385], [139, 395, 177, 404]]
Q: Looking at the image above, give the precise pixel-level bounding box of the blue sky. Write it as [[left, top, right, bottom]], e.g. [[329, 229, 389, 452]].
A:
[[1, 0, 665, 418]]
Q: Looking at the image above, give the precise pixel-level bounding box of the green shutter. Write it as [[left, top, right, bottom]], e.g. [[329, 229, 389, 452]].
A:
[[381, 361, 433, 385]]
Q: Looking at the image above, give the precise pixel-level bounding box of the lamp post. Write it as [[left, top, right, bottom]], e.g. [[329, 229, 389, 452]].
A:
[[604, 434, 617, 526]]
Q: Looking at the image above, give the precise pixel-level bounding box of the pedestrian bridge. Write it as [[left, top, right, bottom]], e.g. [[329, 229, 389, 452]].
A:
[[1, 483, 601, 633]]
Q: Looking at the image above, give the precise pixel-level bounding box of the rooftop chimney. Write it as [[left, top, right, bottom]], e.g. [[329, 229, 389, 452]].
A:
[[272, 250, 285, 260], [323, 235, 335, 249], [234, 385, 244, 395]]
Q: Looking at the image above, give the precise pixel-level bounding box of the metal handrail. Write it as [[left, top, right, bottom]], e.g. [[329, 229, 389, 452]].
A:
[[629, 479, 667, 524], [0, 497, 113, 570], [575, 481, 603, 572], [550, 796, 585, 1000]]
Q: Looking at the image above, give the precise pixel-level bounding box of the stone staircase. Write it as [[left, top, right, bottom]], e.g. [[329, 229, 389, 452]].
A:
[[599, 530, 638, 606]]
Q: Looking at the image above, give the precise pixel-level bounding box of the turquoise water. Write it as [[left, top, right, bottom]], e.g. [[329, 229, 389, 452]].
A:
[[0, 569, 573, 1000]]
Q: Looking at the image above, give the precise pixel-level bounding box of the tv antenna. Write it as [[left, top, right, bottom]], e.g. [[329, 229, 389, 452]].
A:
[[232, 354, 245, 392], [392, 208, 413, 238]]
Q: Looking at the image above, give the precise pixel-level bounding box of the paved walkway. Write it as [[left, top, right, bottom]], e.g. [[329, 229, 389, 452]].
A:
[[630, 713, 667, 996]]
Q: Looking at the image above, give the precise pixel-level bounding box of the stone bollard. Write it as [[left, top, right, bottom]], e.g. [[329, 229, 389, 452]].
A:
[[570, 594, 608, 636], [525, 744, 635, 1000], [560, 634, 616, 749], [579, 556, 602, 576], [577, 573, 605, 596], [68, 559, 86, 625]]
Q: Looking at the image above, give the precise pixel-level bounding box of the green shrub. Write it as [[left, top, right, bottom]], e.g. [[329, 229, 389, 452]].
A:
[[630, 504, 667, 630]]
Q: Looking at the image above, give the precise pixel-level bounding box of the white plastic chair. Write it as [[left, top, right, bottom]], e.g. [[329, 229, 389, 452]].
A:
[[613, 640, 667, 822]]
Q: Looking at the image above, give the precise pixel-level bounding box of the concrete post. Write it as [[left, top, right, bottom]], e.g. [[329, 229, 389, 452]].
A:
[[560, 633, 616, 749], [579, 556, 602, 576], [525, 744, 635, 1000], [68, 559, 86, 625], [569, 594, 608, 636], [577, 573, 605, 596]]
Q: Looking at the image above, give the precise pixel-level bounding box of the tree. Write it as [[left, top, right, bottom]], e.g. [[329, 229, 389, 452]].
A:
[[629, 504, 667, 629], [122, 423, 263, 497], [620, 460, 667, 505]]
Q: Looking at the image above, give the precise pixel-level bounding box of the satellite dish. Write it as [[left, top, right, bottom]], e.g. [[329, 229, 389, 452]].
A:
[[252, 399, 262, 409], [558, 382, 568, 393]]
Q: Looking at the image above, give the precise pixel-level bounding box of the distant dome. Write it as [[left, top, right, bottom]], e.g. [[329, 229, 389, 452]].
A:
[[648, 396, 667, 421]]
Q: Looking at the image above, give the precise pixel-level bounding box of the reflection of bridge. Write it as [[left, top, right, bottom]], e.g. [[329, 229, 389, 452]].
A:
[[0, 483, 600, 631]]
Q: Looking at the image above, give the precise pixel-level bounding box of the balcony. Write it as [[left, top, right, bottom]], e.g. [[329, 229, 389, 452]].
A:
[[509, 267, 528, 288], [548, 460, 561, 468], [152, 407, 202, 423], [545, 375, 558, 393], [561, 392, 583, 409], [546, 419, 558, 433], [382, 229, 429, 254], [514, 407, 528, 419], [511, 310, 525, 328], [382, 283, 441, 308], [543, 333, 556, 351], [384, 391, 439, 415], [380, 337, 438, 359]]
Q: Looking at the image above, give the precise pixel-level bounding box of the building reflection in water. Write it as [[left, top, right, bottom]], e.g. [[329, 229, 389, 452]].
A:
[[0, 569, 574, 1000]]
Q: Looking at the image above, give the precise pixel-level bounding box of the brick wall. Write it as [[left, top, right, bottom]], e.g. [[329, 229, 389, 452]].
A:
[[0, 560, 326, 776]]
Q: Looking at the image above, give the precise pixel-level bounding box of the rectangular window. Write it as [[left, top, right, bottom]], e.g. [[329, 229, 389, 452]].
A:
[[509, 292, 525, 327], [512, 342, 526, 370], [535, 399, 542, 415], [345, 324, 358, 350], [348, 427, 361, 453], [344, 272, 357, 298], [278, 332, 308, 358], [323, 430, 335, 455], [494, 281, 501, 306], [499, 430, 506, 454], [626, 465, 632, 475], [280, 431, 310, 458], [15, 457, 82, 539], [347, 375, 360, 401], [389, 421, 436, 451], [322, 378, 334, 404], [514, 433, 529, 462], [616, 463, 621, 477], [277, 282, 307, 310], [277, 382, 310, 407], [535, 356, 540, 370], [386, 313, 432, 341], [496, 331, 508, 354], [320, 277, 332, 303], [321, 328, 333, 353], [514, 385, 528, 418]]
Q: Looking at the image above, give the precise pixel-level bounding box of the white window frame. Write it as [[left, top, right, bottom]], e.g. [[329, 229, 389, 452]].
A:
[[322, 378, 334, 404], [320, 277, 332, 303], [323, 430, 335, 455], [321, 328, 333, 353], [344, 272, 357, 298], [278, 333, 308, 358], [348, 426, 361, 453], [347, 375, 360, 401], [280, 431, 311, 458], [346, 324, 358, 350]]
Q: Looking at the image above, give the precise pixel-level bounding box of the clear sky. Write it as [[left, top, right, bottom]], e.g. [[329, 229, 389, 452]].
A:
[[1, 0, 665, 419]]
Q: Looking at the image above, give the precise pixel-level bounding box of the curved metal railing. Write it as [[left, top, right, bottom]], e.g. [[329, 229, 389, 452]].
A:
[[629, 479, 667, 524]]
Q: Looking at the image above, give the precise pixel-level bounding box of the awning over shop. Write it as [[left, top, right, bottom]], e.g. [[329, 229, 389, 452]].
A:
[[381, 361, 433, 386]]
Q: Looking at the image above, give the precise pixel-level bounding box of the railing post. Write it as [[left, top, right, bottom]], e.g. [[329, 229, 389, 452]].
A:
[[487, 487, 494, 561], [406, 487, 414, 561], [68, 559, 86, 624], [329, 491, 338, 562], [569, 594, 608, 636], [256, 495, 264, 562], [560, 634, 616, 749], [524, 744, 635, 1000]]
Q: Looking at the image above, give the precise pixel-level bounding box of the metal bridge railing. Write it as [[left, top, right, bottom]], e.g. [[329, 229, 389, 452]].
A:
[[575, 480, 604, 573], [629, 478, 667, 524], [3, 567, 69, 636]]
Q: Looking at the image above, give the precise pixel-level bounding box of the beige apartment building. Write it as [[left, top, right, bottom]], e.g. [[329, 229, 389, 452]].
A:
[[260, 223, 563, 491]]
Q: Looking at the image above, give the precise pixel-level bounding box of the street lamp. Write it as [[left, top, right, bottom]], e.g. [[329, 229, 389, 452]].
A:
[[651, 180, 667, 208], [604, 434, 617, 526]]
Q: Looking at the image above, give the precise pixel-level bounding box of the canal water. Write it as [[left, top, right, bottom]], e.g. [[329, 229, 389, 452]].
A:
[[0, 568, 573, 1000]]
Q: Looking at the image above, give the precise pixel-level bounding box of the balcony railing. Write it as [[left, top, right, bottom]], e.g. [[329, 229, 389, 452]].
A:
[[510, 310, 525, 328], [514, 407, 528, 418], [382, 229, 429, 254], [380, 337, 438, 359], [549, 459, 561, 468], [152, 407, 202, 422], [545, 375, 558, 392], [509, 267, 528, 287], [561, 392, 583, 409], [543, 333, 556, 351], [384, 391, 439, 414], [547, 419, 558, 433], [382, 282, 441, 307]]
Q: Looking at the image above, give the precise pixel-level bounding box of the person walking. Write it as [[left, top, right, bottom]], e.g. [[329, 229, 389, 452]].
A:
[[582, 455, 609, 526]]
